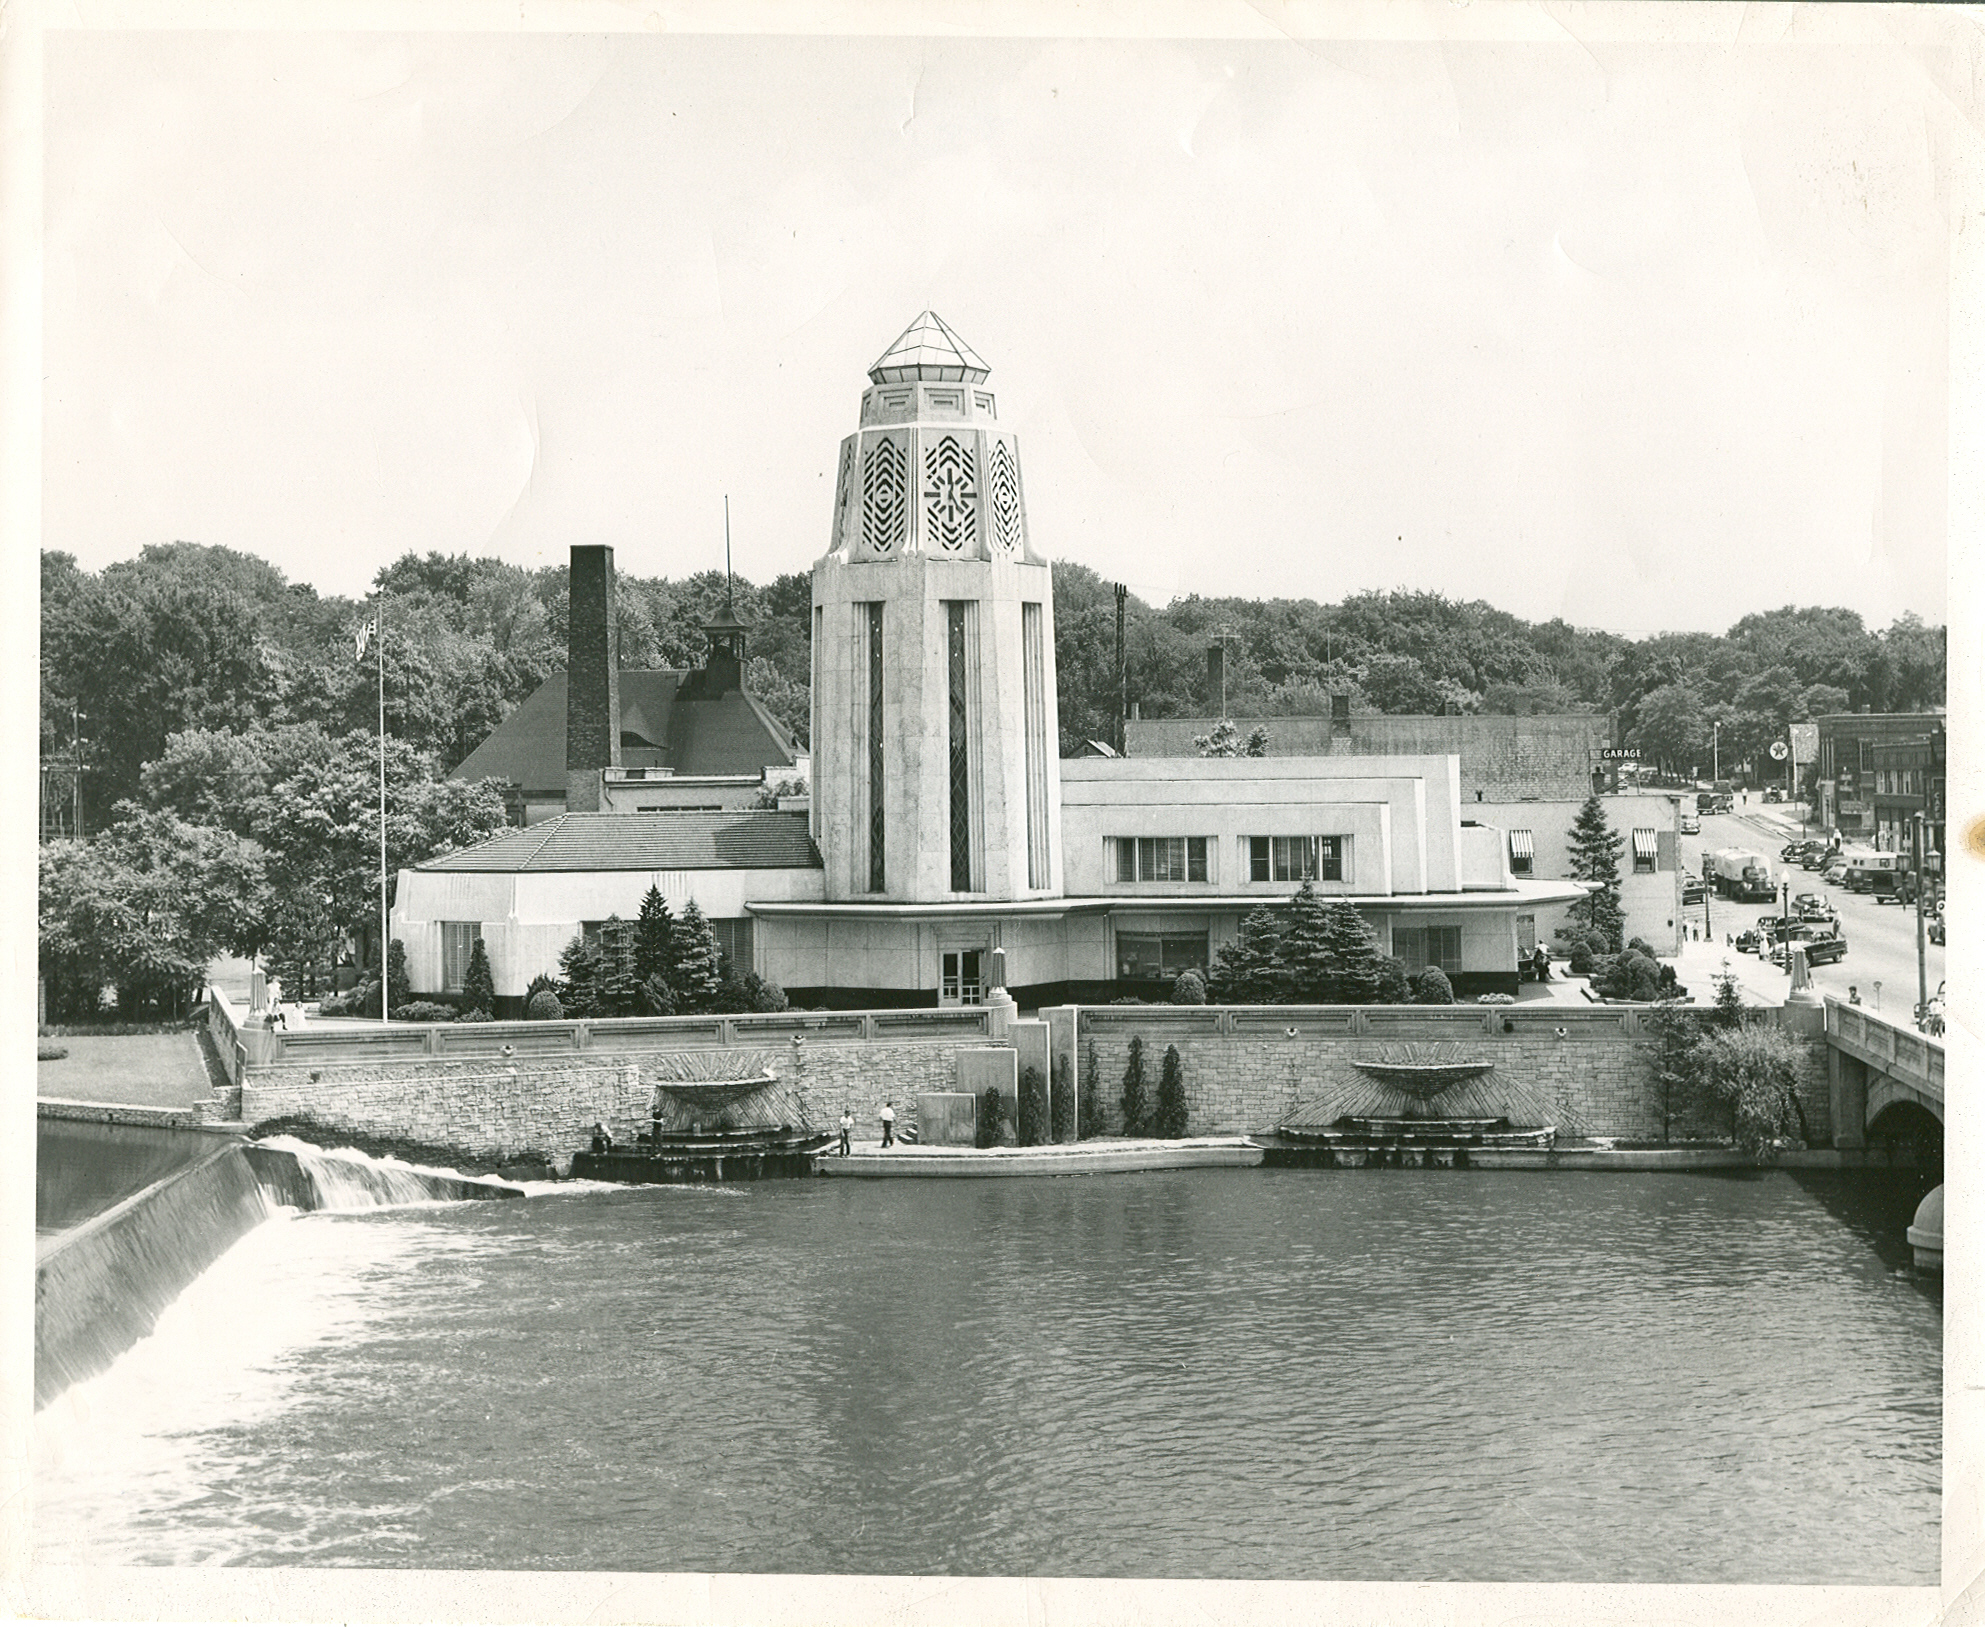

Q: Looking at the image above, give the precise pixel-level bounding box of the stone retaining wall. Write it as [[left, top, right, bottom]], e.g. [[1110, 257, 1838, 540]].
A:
[[240, 1035, 983, 1169]]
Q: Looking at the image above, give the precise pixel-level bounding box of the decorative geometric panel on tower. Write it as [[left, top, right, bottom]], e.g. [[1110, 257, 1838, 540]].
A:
[[988, 439, 1021, 554], [861, 436, 908, 556], [923, 435, 979, 553]]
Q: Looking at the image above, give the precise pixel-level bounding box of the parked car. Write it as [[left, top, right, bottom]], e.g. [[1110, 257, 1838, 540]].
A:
[[1802, 935, 1848, 967], [1781, 840, 1823, 863], [1801, 851, 1832, 871], [1734, 928, 1762, 954], [1822, 860, 1849, 885], [1681, 878, 1707, 906], [1763, 787, 1784, 803], [1929, 915, 1946, 945]]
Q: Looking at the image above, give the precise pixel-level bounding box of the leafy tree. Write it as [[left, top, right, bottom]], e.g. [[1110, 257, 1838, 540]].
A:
[[1565, 794, 1625, 952], [1315, 900, 1385, 1004], [1120, 1035, 1150, 1137], [671, 901, 724, 1013], [1051, 1053, 1074, 1142], [1631, 682, 1709, 775], [1409, 967, 1455, 1004], [1018, 1065, 1049, 1147], [1207, 905, 1287, 1003], [461, 938, 496, 1018], [1698, 1024, 1810, 1160], [38, 809, 268, 1020], [1192, 719, 1269, 757], [1155, 1044, 1188, 1138]]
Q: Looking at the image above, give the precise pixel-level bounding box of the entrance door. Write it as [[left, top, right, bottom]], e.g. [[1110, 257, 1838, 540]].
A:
[[940, 949, 983, 1006], [1517, 914, 1537, 956]]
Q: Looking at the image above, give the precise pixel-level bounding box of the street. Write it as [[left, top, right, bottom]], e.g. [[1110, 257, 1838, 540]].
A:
[[1681, 808, 1945, 1022]]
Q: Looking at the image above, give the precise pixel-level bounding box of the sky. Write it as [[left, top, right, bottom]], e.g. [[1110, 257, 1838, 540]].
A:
[[35, 15, 1972, 636]]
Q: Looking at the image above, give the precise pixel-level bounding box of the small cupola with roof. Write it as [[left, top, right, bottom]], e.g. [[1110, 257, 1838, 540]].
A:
[[811, 314, 1062, 906]]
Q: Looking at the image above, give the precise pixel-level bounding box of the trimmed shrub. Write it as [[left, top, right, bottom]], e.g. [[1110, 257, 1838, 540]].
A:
[[1170, 969, 1207, 1005], [1050, 1053, 1074, 1142], [976, 1084, 1005, 1148], [37, 1042, 68, 1061], [386, 939, 410, 1013], [390, 1001, 457, 1023], [1409, 967, 1455, 1004], [1155, 1044, 1188, 1138], [457, 1007, 493, 1023], [743, 973, 789, 1013], [525, 987, 564, 1021], [1592, 948, 1663, 1002], [1018, 1065, 1049, 1147], [1121, 1035, 1150, 1137], [1476, 992, 1516, 1005]]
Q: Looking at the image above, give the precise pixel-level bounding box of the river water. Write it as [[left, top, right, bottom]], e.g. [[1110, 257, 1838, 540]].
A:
[[32, 1167, 1939, 1582]]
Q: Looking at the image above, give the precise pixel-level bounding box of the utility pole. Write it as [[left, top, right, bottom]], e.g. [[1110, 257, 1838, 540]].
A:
[[1712, 721, 1719, 786], [378, 599, 389, 1024], [1114, 582, 1127, 756]]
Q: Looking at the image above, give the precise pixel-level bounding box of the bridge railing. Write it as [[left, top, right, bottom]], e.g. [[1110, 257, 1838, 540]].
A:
[[1825, 996, 1944, 1101]]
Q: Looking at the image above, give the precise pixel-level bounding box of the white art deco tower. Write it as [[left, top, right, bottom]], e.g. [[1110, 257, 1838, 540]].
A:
[[811, 313, 1063, 905]]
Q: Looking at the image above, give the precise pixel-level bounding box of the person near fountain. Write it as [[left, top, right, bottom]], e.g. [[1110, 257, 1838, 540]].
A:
[[879, 1101, 896, 1149], [590, 1121, 613, 1154], [838, 1109, 853, 1157], [1531, 945, 1549, 983]]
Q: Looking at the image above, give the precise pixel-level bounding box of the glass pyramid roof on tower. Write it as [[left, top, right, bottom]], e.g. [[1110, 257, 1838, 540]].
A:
[[867, 311, 990, 384]]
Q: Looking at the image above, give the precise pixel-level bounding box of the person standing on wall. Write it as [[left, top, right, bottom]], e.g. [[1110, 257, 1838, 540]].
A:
[[879, 1101, 896, 1149], [838, 1108, 853, 1157]]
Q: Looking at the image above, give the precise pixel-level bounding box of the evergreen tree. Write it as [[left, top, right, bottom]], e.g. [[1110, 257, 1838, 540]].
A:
[[976, 1084, 1006, 1148], [1375, 954, 1411, 1005], [1018, 1065, 1049, 1146], [671, 900, 724, 1013], [1206, 905, 1288, 1003], [633, 883, 676, 994], [1155, 1044, 1188, 1138], [557, 932, 601, 1017], [386, 938, 410, 1014], [1051, 1053, 1074, 1142], [1279, 880, 1333, 1002], [595, 915, 640, 1016], [461, 937, 495, 1017], [1079, 1044, 1102, 1138], [639, 974, 676, 1016], [1566, 793, 1626, 952], [1317, 900, 1384, 1004], [1121, 1035, 1150, 1137]]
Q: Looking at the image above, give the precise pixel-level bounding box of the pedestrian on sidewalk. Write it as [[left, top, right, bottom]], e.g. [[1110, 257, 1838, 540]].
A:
[[880, 1101, 896, 1148], [838, 1108, 853, 1156]]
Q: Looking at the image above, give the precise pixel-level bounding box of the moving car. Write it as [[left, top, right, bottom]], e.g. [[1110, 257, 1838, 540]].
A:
[[1681, 877, 1707, 906], [1802, 935, 1848, 967], [1680, 810, 1701, 835], [1734, 928, 1762, 954]]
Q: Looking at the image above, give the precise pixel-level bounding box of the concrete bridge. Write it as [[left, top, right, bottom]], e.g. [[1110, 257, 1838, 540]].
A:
[[1823, 995, 1943, 1150]]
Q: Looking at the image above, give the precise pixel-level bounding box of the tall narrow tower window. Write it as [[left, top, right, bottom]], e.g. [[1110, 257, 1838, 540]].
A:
[[1022, 601, 1052, 889], [946, 601, 974, 891], [866, 602, 885, 893]]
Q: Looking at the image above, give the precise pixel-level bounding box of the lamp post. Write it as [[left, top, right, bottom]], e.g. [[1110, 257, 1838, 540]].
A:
[[1914, 811, 1928, 1028], [1711, 721, 1719, 787]]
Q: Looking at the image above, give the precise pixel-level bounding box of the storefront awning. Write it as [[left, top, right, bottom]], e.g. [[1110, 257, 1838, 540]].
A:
[[1632, 828, 1658, 862], [1508, 829, 1534, 861]]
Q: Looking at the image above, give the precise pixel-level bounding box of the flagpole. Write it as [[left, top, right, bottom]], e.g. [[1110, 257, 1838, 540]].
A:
[[377, 599, 389, 1025]]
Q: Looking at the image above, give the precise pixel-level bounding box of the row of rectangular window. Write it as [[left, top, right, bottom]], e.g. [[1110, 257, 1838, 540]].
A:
[[1115, 922, 1462, 981], [1506, 829, 1662, 876], [1108, 835, 1344, 885]]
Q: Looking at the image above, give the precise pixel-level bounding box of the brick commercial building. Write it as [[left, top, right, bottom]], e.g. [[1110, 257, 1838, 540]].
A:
[[1814, 711, 1945, 844]]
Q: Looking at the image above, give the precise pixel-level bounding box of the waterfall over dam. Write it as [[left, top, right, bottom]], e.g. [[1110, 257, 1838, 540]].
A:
[[34, 1109, 522, 1411]]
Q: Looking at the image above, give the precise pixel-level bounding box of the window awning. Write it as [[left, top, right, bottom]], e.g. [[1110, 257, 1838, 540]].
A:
[[1632, 828, 1658, 861], [1508, 829, 1535, 861]]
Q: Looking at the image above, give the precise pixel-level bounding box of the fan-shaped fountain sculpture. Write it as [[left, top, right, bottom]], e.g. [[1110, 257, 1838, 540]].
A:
[[571, 1062, 830, 1183], [1265, 1043, 1560, 1168]]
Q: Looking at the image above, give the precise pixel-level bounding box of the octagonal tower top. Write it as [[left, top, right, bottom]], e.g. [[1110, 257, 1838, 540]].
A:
[[868, 311, 990, 384]]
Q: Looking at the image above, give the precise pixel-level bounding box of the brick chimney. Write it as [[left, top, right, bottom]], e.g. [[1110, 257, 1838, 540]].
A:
[[565, 545, 621, 812]]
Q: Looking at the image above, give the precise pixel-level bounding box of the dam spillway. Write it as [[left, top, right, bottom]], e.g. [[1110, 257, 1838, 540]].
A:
[[35, 1108, 522, 1411]]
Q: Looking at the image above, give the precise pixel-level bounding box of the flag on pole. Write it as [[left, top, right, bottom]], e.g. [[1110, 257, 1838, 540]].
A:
[[355, 613, 375, 660]]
